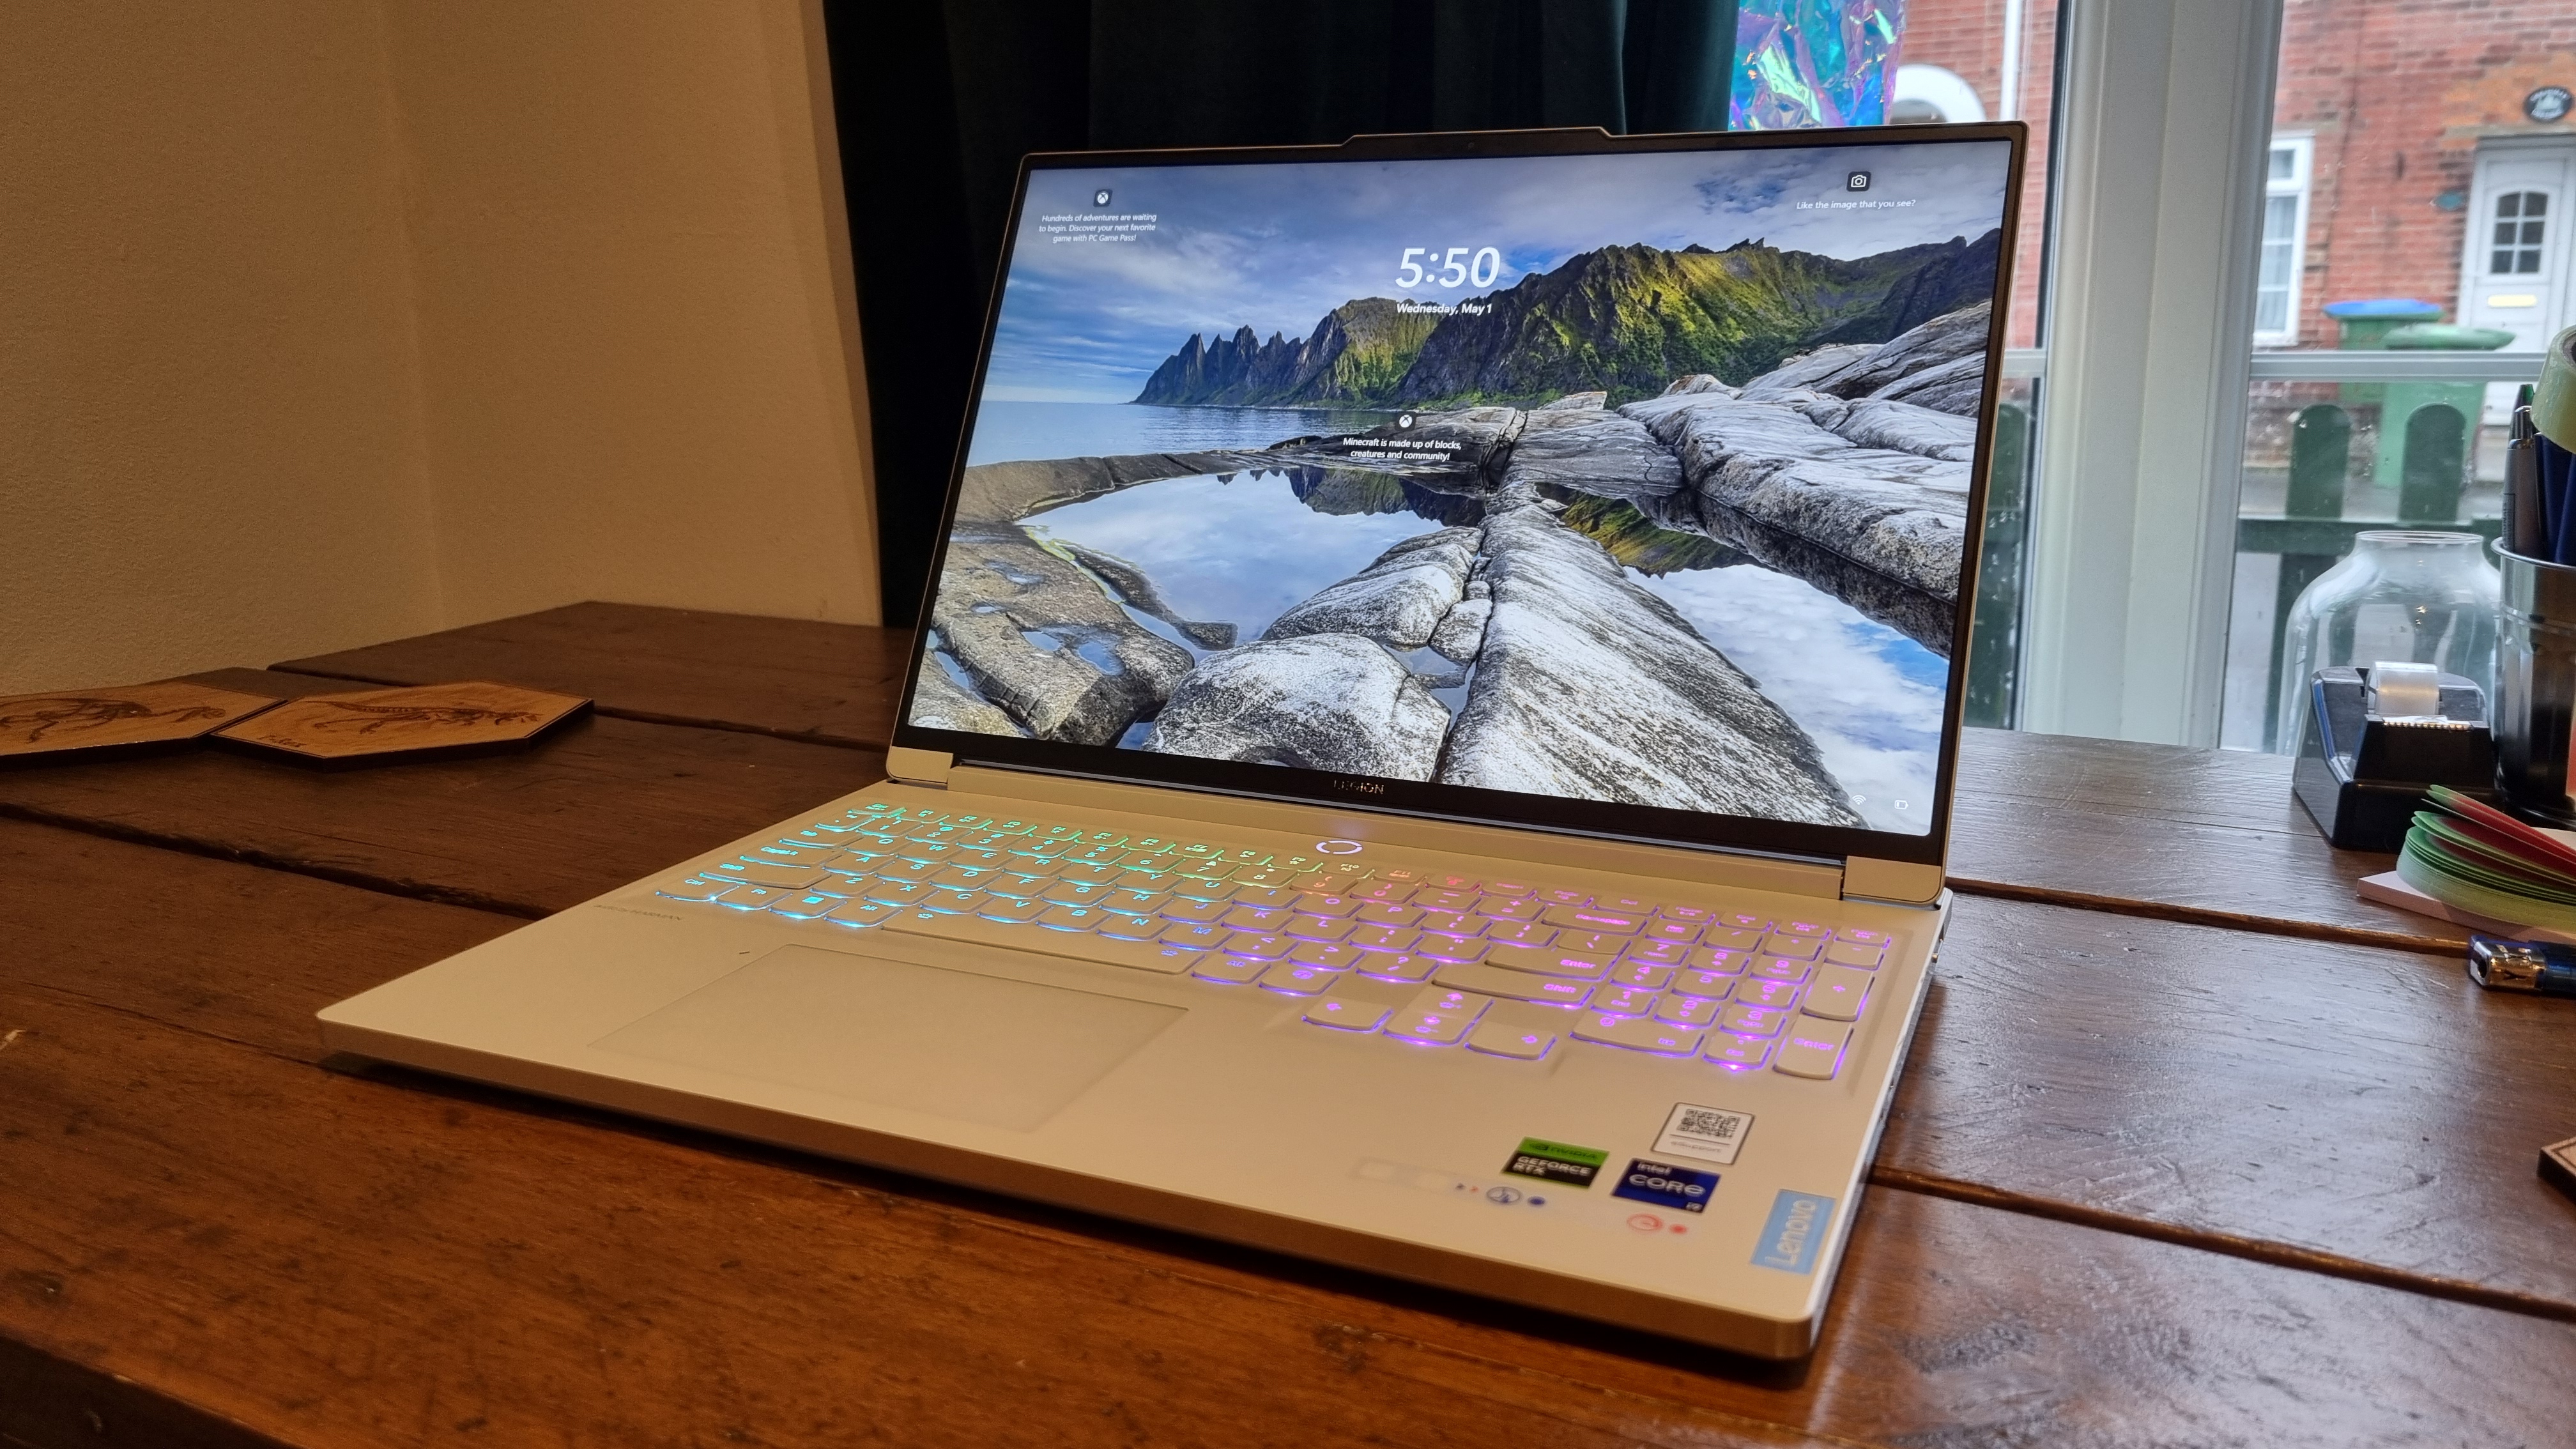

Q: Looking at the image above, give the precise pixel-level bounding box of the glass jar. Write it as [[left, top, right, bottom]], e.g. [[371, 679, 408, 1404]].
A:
[[2273, 530, 2499, 755]]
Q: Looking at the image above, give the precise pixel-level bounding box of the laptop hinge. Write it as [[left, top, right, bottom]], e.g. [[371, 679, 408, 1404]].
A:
[[885, 746, 954, 788], [1841, 855, 1944, 907]]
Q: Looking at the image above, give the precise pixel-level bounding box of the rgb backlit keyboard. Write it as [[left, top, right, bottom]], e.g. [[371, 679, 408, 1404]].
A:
[[652, 799, 1898, 1080]]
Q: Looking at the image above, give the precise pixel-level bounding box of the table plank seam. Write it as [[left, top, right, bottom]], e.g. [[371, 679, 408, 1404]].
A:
[[0, 801, 548, 922], [1870, 1164, 2576, 1327], [263, 664, 896, 753], [1943, 875, 2448, 951]]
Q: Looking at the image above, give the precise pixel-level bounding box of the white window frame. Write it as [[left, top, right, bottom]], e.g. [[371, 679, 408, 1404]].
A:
[[2018, 0, 2287, 746], [2253, 133, 2312, 346]]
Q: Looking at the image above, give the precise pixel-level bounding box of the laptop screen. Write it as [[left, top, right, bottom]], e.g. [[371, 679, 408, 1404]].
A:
[[897, 128, 2021, 864]]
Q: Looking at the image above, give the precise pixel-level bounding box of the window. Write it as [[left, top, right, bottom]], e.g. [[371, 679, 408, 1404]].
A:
[[2253, 136, 2311, 345], [2491, 190, 2547, 275]]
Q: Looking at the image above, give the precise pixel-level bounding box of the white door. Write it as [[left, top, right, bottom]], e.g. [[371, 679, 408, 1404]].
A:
[[2459, 141, 2573, 418]]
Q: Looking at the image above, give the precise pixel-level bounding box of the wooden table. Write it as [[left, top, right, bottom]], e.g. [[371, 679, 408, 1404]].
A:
[[6, 602, 2572, 1448]]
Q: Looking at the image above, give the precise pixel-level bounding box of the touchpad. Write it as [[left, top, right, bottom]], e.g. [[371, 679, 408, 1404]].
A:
[[594, 944, 1183, 1131]]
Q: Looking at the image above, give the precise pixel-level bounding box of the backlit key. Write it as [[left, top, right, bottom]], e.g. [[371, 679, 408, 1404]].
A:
[[1100, 889, 1164, 914], [1164, 876, 1239, 903], [870, 857, 942, 885], [1701, 928, 1765, 953], [656, 877, 739, 903], [1095, 913, 1164, 941], [1053, 862, 1126, 888], [1405, 986, 1492, 1019], [1413, 911, 1475, 935], [1482, 944, 1614, 981], [1295, 893, 1363, 918], [1289, 940, 1366, 970], [1428, 873, 1481, 892], [1735, 977, 1804, 1010], [1761, 934, 1821, 960], [1191, 955, 1266, 985], [1259, 962, 1344, 996], [1719, 911, 1771, 932], [1429, 962, 1595, 1008], [1597, 894, 1653, 913], [1823, 940, 1886, 969], [1773, 1022, 1852, 1078], [1475, 896, 1544, 920], [1349, 879, 1415, 901], [1302, 997, 1390, 1032], [1413, 935, 1488, 965], [1572, 1015, 1704, 1055], [744, 843, 840, 868], [1751, 956, 1814, 983], [1043, 881, 1116, 907], [1282, 914, 1353, 942], [769, 892, 841, 920], [882, 907, 1200, 973], [974, 896, 1047, 923], [824, 899, 900, 929], [1223, 905, 1292, 931], [1542, 905, 1643, 935], [1654, 995, 1722, 1027], [1777, 919, 1831, 940], [1540, 888, 1591, 906], [982, 871, 1055, 899], [712, 861, 827, 889], [1465, 1021, 1556, 1060], [1658, 903, 1715, 922], [1596, 986, 1659, 1015], [1720, 1002, 1791, 1036], [1706, 1032, 1772, 1068], [1037, 904, 1104, 930], [1676, 967, 1743, 995], [1839, 926, 1895, 947], [1385, 1010, 1476, 1045], [1558, 931, 1629, 955], [1622, 939, 1690, 967], [862, 880, 937, 907], [1160, 898, 1230, 925], [1414, 889, 1478, 914], [1224, 931, 1294, 960], [1804, 965, 1873, 1021], [1353, 951, 1439, 983], [1232, 885, 1299, 910], [1482, 919, 1556, 947], [1346, 924, 1420, 951], [1353, 903, 1422, 928], [1608, 962, 1674, 990], [1641, 918, 1701, 944], [1162, 922, 1229, 949]]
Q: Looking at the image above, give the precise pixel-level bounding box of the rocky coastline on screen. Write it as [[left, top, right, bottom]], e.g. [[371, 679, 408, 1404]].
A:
[[912, 300, 1991, 816]]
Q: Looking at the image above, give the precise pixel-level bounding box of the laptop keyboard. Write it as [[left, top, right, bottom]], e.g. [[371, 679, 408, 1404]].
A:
[[653, 800, 1899, 1082]]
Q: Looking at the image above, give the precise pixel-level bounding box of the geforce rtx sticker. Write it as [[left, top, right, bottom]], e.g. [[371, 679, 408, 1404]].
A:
[[1501, 1137, 1608, 1188], [1654, 1103, 1753, 1165]]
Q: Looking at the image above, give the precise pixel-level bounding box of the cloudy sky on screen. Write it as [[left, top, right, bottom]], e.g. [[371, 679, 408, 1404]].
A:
[[980, 141, 2011, 403]]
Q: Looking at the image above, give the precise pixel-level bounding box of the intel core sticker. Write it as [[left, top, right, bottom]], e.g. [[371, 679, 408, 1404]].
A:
[[1654, 1103, 1753, 1165], [1611, 1158, 1718, 1214], [1752, 1190, 1836, 1273], [1503, 1137, 1608, 1188]]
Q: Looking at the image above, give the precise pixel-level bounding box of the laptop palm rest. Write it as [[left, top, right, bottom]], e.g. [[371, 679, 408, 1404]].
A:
[[593, 945, 1183, 1131]]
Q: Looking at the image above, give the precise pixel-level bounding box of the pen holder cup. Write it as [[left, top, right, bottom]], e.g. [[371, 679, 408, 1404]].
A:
[[2494, 541, 2576, 825]]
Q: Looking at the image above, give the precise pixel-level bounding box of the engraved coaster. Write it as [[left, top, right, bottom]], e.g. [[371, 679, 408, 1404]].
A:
[[0, 680, 282, 767], [212, 681, 590, 767]]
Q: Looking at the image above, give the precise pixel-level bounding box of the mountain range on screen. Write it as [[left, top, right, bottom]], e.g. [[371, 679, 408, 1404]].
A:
[[1133, 227, 2000, 410]]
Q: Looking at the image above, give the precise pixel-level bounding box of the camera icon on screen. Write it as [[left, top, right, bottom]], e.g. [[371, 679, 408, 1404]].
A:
[[1846, 171, 1871, 192], [1092, 188, 1113, 207]]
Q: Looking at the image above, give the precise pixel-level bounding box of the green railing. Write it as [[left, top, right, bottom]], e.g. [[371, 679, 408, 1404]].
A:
[[1963, 396, 2030, 728]]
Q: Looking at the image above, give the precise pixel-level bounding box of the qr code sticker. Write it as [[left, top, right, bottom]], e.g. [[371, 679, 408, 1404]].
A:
[[1656, 1103, 1753, 1165]]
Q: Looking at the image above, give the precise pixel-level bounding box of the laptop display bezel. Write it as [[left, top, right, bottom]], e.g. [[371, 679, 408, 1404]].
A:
[[887, 122, 2028, 870]]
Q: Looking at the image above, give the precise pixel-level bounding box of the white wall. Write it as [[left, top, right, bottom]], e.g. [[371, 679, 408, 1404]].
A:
[[0, 1, 880, 697]]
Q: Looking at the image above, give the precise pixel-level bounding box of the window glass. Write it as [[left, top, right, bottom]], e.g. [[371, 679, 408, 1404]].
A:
[[2219, 0, 2564, 752]]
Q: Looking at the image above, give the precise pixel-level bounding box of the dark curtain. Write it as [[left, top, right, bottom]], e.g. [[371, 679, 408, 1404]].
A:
[[828, 1, 1742, 627]]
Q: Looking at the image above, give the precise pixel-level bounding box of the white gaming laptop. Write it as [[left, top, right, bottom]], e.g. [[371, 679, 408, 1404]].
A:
[[322, 122, 2026, 1358]]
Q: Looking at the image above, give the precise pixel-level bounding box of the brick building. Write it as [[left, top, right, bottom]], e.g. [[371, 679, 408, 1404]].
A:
[[2266, 0, 2576, 351], [1886, 0, 2060, 349]]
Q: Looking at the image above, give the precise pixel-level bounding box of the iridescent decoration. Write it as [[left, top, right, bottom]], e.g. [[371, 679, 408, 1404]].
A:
[[1729, 0, 1906, 131]]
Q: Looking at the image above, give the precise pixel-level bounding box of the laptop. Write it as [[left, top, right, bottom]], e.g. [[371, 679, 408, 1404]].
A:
[[321, 121, 2025, 1359]]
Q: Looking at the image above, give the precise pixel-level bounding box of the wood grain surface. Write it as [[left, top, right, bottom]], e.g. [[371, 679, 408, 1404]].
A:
[[1948, 729, 2458, 951], [275, 602, 912, 749], [0, 670, 883, 917], [277, 604, 2458, 950], [6, 820, 2570, 1449], [1895, 895, 2576, 1319]]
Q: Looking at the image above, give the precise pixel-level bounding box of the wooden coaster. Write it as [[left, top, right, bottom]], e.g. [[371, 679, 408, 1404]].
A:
[[212, 680, 590, 768], [0, 680, 282, 767]]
